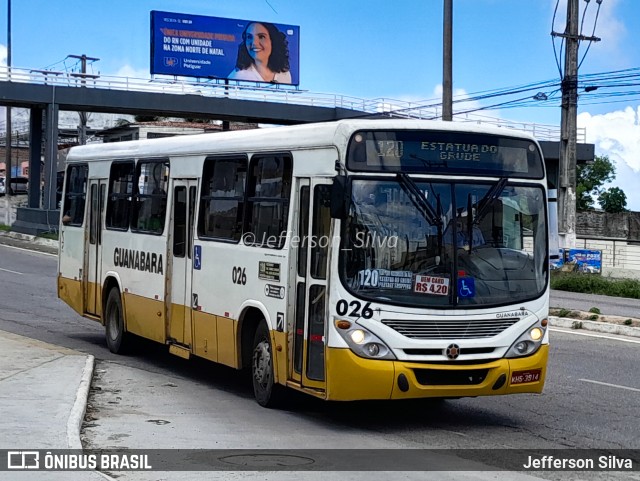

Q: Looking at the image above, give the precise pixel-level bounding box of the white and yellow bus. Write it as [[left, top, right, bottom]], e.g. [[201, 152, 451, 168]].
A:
[[58, 119, 550, 407]]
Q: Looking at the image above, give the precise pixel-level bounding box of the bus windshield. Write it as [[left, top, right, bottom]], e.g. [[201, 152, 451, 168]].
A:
[[340, 178, 547, 308]]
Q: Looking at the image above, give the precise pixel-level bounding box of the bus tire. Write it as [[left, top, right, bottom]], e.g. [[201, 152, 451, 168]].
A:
[[105, 288, 129, 354], [251, 322, 284, 408]]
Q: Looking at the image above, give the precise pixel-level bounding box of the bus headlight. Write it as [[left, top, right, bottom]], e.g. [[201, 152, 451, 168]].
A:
[[505, 321, 547, 358], [335, 320, 396, 360]]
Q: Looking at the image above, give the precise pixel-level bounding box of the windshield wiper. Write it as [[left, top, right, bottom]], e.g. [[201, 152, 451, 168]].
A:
[[397, 173, 442, 228], [474, 177, 508, 226], [397, 173, 445, 261]]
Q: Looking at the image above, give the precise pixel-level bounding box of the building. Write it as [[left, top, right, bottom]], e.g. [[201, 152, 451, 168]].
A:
[[96, 121, 258, 143]]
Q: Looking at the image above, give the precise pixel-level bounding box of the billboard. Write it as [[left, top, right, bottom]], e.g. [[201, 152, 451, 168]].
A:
[[567, 248, 602, 274], [550, 248, 602, 274], [150, 11, 300, 85]]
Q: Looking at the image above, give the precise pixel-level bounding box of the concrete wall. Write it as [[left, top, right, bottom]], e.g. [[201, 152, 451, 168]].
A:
[[576, 211, 640, 278]]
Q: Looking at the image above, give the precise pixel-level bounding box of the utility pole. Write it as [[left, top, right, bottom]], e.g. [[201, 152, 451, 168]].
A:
[[442, 0, 453, 121], [554, 0, 599, 248], [68, 54, 99, 145], [4, 0, 12, 226]]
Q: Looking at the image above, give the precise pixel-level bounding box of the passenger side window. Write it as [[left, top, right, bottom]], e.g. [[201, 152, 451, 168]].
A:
[[132, 160, 170, 235], [198, 156, 247, 242], [244, 154, 293, 249], [62, 164, 88, 227], [106, 161, 134, 230]]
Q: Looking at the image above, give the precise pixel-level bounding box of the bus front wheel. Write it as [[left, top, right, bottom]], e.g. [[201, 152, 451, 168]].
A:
[[251, 322, 284, 408], [105, 288, 129, 354]]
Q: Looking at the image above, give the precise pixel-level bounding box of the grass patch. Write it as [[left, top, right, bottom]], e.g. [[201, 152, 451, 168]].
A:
[[0, 224, 10, 232], [37, 232, 59, 240], [551, 271, 640, 299], [588, 307, 601, 314]]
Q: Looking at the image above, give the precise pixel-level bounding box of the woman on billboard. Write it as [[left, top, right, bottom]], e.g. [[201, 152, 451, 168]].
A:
[[228, 22, 292, 84]]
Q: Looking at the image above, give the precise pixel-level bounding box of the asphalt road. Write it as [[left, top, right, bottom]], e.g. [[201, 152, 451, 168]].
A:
[[551, 289, 640, 319], [0, 242, 639, 481]]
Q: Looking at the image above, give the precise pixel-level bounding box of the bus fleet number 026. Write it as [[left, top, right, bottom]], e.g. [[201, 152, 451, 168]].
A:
[[336, 299, 374, 319]]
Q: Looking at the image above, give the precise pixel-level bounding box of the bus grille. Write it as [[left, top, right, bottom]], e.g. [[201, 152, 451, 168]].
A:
[[381, 318, 519, 339]]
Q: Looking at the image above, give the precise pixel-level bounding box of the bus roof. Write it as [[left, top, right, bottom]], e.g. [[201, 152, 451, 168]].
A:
[[66, 119, 540, 162]]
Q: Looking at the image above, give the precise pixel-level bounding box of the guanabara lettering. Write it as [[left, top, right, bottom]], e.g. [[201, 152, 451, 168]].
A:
[[113, 248, 164, 275]]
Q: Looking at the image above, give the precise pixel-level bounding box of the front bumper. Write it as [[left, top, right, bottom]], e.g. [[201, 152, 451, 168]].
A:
[[325, 344, 548, 401]]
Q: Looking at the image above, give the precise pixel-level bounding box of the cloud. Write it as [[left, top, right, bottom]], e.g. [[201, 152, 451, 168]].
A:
[[112, 64, 150, 80], [578, 106, 640, 210]]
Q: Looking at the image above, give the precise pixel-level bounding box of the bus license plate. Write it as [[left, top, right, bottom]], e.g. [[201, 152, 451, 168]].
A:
[[510, 369, 541, 385]]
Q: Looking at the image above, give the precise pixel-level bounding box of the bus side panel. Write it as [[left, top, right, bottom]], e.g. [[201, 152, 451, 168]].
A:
[[216, 315, 237, 368], [58, 274, 84, 317], [102, 231, 168, 344], [58, 228, 87, 317], [123, 292, 166, 343], [191, 313, 238, 368], [272, 329, 287, 385], [192, 310, 218, 362]]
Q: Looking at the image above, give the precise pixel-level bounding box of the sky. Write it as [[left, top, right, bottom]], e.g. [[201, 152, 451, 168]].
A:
[[1, 0, 639, 209]]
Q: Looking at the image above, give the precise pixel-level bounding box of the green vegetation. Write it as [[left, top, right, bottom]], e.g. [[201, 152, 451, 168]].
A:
[[0, 224, 10, 232], [624, 319, 633, 326], [37, 232, 59, 240], [551, 271, 640, 299], [588, 307, 601, 314], [577, 155, 627, 212], [557, 308, 572, 318]]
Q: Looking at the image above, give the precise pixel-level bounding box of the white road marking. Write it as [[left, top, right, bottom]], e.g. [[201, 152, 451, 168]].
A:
[[0, 266, 23, 275], [579, 379, 640, 393], [550, 327, 640, 344]]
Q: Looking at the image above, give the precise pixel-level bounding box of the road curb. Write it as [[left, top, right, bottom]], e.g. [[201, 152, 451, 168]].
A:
[[67, 355, 95, 450], [549, 316, 640, 338], [0, 230, 59, 248]]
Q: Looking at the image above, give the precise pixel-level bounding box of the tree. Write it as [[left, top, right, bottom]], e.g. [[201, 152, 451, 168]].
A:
[[598, 187, 627, 213], [576, 155, 617, 211]]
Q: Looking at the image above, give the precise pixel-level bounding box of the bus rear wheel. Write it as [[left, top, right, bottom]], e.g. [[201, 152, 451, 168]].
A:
[[251, 322, 284, 408], [105, 288, 129, 354]]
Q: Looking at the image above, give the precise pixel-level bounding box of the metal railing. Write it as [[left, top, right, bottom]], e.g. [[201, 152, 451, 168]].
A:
[[0, 65, 586, 142]]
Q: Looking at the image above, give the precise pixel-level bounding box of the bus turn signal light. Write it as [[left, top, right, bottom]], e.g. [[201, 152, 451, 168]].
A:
[[336, 320, 351, 330]]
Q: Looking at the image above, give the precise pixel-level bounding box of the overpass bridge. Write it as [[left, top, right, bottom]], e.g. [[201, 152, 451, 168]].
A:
[[0, 66, 591, 234]]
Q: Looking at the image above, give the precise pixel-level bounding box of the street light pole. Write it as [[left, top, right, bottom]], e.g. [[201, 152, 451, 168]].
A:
[[68, 54, 100, 145], [4, 0, 12, 225], [442, 0, 453, 121], [554, 0, 599, 249]]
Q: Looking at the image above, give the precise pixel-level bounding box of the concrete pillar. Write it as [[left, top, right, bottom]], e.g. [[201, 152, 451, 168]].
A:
[[28, 107, 43, 208], [43, 102, 59, 210]]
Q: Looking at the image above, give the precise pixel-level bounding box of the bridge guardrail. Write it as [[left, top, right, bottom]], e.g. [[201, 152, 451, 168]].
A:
[[0, 66, 586, 143]]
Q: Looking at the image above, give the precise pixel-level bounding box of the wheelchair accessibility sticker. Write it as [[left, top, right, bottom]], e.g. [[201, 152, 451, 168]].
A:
[[457, 277, 475, 298], [194, 245, 202, 270]]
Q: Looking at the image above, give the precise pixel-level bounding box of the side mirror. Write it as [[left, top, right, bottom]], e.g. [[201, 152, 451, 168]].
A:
[[330, 175, 350, 219]]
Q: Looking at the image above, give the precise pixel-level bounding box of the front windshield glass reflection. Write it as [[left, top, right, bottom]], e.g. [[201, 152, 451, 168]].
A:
[[340, 179, 547, 308]]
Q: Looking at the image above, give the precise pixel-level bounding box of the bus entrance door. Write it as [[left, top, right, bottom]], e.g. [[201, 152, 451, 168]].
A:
[[291, 179, 332, 393], [168, 179, 197, 351], [84, 179, 106, 316]]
